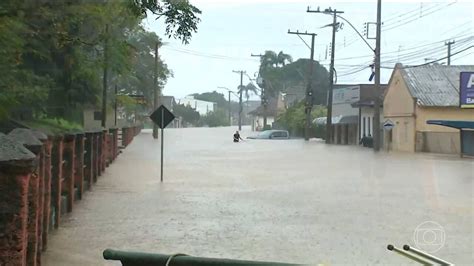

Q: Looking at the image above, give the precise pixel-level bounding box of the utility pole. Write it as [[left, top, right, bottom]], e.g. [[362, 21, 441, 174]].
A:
[[232, 70, 245, 131], [307, 7, 344, 144], [217, 86, 233, 126], [153, 41, 159, 139], [445, 40, 455, 65], [288, 30, 317, 141], [228, 91, 232, 125], [251, 53, 268, 129], [373, 0, 382, 151], [101, 24, 109, 128]]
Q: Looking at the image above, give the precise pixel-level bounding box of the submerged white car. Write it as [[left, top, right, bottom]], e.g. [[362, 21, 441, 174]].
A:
[[247, 130, 290, 140]]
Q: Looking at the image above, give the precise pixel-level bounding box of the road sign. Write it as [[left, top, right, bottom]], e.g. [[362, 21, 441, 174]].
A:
[[460, 72, 474, 108], [149, 105, 175, 182], [383, 119, 394, 130], [150, 105, 175, 129]]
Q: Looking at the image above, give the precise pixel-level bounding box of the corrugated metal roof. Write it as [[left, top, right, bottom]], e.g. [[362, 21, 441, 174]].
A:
[[400, 64, 474, 107]]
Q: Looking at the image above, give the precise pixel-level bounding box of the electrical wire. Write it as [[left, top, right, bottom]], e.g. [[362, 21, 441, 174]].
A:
[[383, 1, 457, 32], [380, 45, 474, 69], [382, 2, 443, 24], [163, 46, 259, 62]]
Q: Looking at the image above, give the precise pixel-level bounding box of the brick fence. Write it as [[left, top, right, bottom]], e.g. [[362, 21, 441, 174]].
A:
[[0, 126, 142, 265]]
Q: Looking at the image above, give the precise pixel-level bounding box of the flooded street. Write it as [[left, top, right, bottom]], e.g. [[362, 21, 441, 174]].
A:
[[42, 127, 473, 265]]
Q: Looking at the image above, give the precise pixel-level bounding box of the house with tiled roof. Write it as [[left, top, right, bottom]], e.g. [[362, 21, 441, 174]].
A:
[[383, 63, 474, 154]]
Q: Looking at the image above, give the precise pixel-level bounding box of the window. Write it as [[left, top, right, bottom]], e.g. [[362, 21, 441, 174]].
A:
[[368, 116, 371, 136], [363, 117, 366, 136]]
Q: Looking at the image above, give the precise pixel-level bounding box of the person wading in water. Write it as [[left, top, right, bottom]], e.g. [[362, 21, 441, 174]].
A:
[[233, 131, 243, 143]]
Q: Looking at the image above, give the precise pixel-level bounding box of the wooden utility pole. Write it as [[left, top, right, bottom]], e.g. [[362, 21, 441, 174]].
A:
[[232, 70, 246, 131], [153, 42, 159, 139], [228, 91, 232, 125], [445, 40, 455, 66], [288, 30, 317, 141], [373, 0, 382, 151], [251, 53, 268, 129], [307, 7, 344, 144], [101, 24, 109, 128]]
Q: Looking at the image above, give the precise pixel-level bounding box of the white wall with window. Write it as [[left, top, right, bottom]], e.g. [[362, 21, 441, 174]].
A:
[[360, 107, 384, 139]]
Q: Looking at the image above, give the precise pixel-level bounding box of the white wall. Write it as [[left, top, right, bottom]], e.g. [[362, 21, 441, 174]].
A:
[[360, 107, 384, 138], [332, 86, 360, 118], [177, 96, 215, 115], [253, 116, 275, 131]]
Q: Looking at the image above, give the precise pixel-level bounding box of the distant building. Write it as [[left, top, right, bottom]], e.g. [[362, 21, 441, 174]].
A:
[[177, 96, 215, 115], [249, 93, 285, 131], [315, 84, 387, 145], [383, 63, 474, 154], [351, 84, 388, 140], [158, 96, 181, 128]]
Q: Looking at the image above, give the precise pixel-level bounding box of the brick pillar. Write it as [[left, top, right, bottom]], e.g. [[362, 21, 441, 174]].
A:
[[51, 136, 63, 229], [63, 134, 75, 213], [102, 129, 108, 169], [84, 132, 94, 189], [121, 127, 127, 147], [94, 132, 100, 180], [0, 135, 37, 266], [109, 128, 118, 160], [96, 132, 102, 177], [41, 137, 52, 251], [74, 133, 85, 200], [7, 129, 43, 266], [31, 130, 47, 265]]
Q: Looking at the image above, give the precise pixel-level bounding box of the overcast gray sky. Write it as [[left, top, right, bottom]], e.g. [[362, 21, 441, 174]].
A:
[[144, 0, 473, 100]]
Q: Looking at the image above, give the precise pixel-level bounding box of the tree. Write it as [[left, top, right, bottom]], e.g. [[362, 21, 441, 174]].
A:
[[238, 83, 259, 107], [0, 0, 200, 123], [128, 0, 201, 44], [116, 26, 172, 111], [201, 108, 229, 127], [277, 101, 326, 137], [260, 58, 330, 104], [192, 91, 227, 109], [277, 51, 293, 66], [260, 50, 278, 69], [173, 103, 200, 126]]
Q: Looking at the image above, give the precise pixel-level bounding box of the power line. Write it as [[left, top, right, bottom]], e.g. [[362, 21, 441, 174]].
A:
[[383, 1, 457, 32], [382, 2, 443, 24], [380, 45, 474, 69], [319, 35, 472, 63], [163, 46, 259, 62]]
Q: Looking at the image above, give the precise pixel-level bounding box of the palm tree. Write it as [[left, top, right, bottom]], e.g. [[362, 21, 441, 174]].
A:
[[260, 50, 278, 69], [277, 51, 293, 66]]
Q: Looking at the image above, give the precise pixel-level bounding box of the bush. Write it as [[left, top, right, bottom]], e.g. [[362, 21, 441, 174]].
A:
[[276, 101, 326, 138], [201, 108, 229, 127]]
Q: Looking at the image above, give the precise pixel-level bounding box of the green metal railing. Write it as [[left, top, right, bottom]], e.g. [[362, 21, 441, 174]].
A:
[[103, 249, 302, 266]]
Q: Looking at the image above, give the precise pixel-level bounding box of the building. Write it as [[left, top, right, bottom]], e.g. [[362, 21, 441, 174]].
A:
[[249, 93, 285, 131], [383, 64, 474, 154], [316, 84, 387, 145], [158, 96, 181, 128], [177, 96, 215, 115], [351, 84, 388, 140]]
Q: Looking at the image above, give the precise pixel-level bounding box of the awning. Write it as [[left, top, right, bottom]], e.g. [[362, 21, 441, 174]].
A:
[[314, 115, 358, 125], [427, 120, 474, 130]]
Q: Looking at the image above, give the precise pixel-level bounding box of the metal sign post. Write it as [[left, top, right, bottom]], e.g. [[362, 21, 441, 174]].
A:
[[161, 108, 164, 182], [150, 105, 175, 182]]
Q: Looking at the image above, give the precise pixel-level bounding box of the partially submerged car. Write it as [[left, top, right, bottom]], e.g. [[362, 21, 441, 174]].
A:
[[247, 130, 290, 140]]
